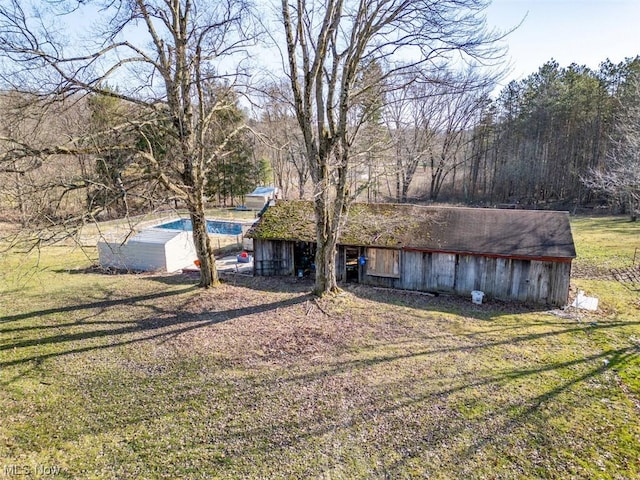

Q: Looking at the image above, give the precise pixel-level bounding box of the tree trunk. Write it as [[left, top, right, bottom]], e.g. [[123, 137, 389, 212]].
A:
[[396, 155, 402, 202], [313, 206, 339, 295], [298, 168, 306, 199], [190, 207, 218, 288], [628, 194, 638, 222], [401, 180, 409, 203]]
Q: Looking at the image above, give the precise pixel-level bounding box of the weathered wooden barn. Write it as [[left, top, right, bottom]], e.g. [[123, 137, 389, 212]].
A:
[[246, 201, 576, 306]]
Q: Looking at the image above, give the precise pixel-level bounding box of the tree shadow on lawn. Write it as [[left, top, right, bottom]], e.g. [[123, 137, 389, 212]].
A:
[[8, 309, 635, 473], [343, 282, 556, 321], [195, 331, 639, 476], [3, 271, 626, 376], [54, 265, 202, 286], [60, 264, 317, 294], [3, 269, 638, 474], [0, 285, 198, 324], [250, 317, 640, 390], [374, 344, 640, 476], [53, 264, 560, 320], [0, 291, 311, 370], [218, 282, 639, 468], [210, 273, 562, 321]]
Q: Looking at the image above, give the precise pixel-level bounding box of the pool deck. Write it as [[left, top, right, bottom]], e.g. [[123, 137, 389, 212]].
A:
[[217, 255, 254, 274], [182, 255, 253, 275]]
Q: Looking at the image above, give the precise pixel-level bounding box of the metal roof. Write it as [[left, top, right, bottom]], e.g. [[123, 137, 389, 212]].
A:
[[247, 200, 576, 260], [249, 186, 278, 195]]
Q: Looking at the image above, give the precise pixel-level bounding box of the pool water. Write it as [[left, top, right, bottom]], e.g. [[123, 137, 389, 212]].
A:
[[156, 218, 244, 235]]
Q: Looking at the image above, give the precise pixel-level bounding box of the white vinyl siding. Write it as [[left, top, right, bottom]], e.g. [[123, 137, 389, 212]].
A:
[[98, 229, 197, 272]]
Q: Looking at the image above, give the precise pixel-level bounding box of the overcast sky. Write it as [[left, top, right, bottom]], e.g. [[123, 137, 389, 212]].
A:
[[486, 0, 640, 88]]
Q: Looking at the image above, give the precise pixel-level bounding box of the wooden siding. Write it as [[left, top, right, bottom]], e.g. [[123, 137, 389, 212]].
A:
[[252, 239, 571, 306], [386, 251, 571, 306], [253, 239, 294, 276], [366, 248, 400, 278], [432, 253, 456, 290]]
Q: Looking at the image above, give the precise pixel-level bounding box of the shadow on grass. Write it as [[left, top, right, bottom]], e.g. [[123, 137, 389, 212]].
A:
[[374, 344, 640, 476], [0, 286, 197, 323], [187, 333, 639, 476], [52, 265, 203, 286], [57, 264, 317, 292], [50, 264, 565, 320], [250, 318, 640, 390], [194, 274, 558, 320], [3, 266, 638, 476], [344, 282, 553, 321], [233, 317, 639, 472], [218, 273, 316, 294], [0, 292, 311, 369]]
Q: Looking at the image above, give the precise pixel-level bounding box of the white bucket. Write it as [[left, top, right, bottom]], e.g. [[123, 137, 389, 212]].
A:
[[471, 290, 484, 305]]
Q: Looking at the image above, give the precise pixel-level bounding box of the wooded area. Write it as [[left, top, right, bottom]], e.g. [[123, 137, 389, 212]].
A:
[[261, 57, 640, 213], [467, 59, 640, 214], [4, 57, 638, 220]]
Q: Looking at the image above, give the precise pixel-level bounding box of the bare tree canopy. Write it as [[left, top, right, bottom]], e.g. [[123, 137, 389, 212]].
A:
[[385, 66, 493, 202], [279, 0, 505, 295], [0, 0, 256, 287], [584, 76, 640, 221]]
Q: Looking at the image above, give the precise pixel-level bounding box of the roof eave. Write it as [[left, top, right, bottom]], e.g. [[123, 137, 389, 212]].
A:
[[402, 246, 575, 262]]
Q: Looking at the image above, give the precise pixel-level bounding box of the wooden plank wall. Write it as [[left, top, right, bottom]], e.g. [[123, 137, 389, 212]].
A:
[[389, 251, 571, 306], [253, 240, 571, 306], [253, 240, 294, 276]]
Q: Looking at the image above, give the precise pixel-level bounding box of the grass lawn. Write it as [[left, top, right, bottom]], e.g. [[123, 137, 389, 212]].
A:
[[1, 215, 639, 479]]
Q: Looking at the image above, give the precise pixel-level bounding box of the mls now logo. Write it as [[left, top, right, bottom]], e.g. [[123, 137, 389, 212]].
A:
[[4, 464, 61, 476]]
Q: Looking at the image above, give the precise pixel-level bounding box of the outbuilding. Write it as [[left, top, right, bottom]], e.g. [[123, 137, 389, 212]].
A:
[[98, 228, 198, 272], [246, 200, 576, 306], [243, 186, 280, 210]]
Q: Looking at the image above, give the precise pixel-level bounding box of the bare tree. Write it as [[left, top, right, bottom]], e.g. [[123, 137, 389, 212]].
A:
[[422, 72, 493, 201], [255, 82, 310, 199], [584, 78, 640, 221], [0, 92, 98, 233], [349, 60, 388, 202], [383, 67, 493, 203], [0, 0, 255, 287], [280, 0, 503, 295], [385, 77, 439, 203]]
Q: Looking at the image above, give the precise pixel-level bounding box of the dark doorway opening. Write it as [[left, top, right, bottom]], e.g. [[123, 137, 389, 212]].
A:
[[345, 247, 360, 282], [294, 241, 316, 277]]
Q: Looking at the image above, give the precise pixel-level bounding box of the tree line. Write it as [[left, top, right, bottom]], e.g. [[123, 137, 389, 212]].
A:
[[256, 57, 640, 217], [466, 58, 640, 213]]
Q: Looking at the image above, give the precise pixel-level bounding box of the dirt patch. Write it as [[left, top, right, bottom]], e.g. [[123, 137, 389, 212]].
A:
[[161, 280, 393, 366], [570, 262, 614, 280], [573, 260, 640, 291], [611, 265, 640, 291], [137, 273, 552, 373]]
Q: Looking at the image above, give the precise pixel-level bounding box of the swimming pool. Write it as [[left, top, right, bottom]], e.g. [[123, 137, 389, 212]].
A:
[[155, 218, 245, 235]]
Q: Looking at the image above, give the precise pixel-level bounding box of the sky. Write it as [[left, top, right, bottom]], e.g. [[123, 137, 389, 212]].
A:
[[24, 0, 639, 100], [485, 0, 640, 89]]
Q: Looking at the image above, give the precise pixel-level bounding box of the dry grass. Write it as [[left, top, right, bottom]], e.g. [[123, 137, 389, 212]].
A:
[[0, 216, 639, 479]]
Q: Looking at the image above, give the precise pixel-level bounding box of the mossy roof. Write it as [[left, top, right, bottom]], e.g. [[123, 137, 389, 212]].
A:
[[247, 200, 576, 260]]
